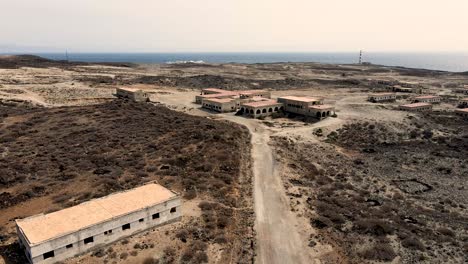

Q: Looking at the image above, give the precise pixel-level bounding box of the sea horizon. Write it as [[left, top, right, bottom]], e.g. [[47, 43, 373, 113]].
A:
[[3, 51, 468, 72]]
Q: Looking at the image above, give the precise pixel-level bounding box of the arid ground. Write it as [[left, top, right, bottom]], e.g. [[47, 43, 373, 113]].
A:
[[0, 55, 467, 264]]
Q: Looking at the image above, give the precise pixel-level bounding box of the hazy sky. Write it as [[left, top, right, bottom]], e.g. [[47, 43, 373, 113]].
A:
[[2, 0, 468, 52]]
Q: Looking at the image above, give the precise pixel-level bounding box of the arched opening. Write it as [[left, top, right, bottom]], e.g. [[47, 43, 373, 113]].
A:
[[322, 112, 326, 117], [316, 112, 321, 118], [274, 107, 278, 111], [250, 109, 254, 114], [268, 108, 272, 112], [327, 111, 330, 116], [262, 109, 267, 113], [280, 106, 284, 110], [256, 109, 261, 114]]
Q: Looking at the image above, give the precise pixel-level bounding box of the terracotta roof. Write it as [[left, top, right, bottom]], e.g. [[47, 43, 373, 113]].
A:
[[16, 183, 177, 245], [400, 102, 432, 108], [278, 96, 322, 103], [309, 104, 334, 110], [242, 100, 282, 108], [456, 108, 468, 113], [460, 98, 468, 101]]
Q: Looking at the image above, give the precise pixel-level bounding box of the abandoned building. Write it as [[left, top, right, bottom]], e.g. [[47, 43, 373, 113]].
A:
[[16, 183, 181, 264], [390, 85, 422, 94], [202, 97, 240, 112], [458, 98, 468, 108], [412, 95, 441, 104], [368, 93, 397, 103], [308, 104, 336, 119], [399, 102, 433, 112], [455, 108, 468, 118], [200, 88, 232, 95], [196, 92, 238, 104], [115, 88, 150, 102], [276, 96, 335, 119], [240, 99, 284, 118], [195, 88, 271, 105]]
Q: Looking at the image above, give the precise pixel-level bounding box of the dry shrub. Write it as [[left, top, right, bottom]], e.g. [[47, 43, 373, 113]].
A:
[[355, 219, 394, 236], [142, 257, 159, 264], [359, 244, 396, 261], [401, 237, 425, 251]]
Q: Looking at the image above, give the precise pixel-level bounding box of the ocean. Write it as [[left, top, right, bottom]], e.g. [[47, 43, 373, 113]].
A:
[[18, 52, 468, 72]]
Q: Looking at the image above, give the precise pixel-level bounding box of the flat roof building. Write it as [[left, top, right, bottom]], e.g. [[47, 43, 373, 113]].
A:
[[115, 88, 150, 102], [413, 95, 441, 104], [368, 93, 397, 103], [240, 99, 283, 118], [195, 89, 270, 105], [455, 108, 468, 118], [308, 104, 336, 119], [399, 102, 432, 112], [16, 183, 181, 264], [391, 85, 422, 94], [202, 97, 240, 113], [195, 92, 237, 104]]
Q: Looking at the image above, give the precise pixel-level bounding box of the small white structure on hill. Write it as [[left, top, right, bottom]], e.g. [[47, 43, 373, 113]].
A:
[[115, 87, 150, 102], [16, 183, 181, 264]]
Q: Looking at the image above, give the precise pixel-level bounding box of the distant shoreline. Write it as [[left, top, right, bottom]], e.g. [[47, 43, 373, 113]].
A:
[[1, 53, 468, 73]]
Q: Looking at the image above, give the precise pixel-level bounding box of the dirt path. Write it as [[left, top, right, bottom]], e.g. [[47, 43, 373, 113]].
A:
[[222, 115, 313, 264]]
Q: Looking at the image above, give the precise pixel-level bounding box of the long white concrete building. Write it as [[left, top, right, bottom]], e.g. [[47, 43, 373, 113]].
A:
[[16, 183, 181, 264]]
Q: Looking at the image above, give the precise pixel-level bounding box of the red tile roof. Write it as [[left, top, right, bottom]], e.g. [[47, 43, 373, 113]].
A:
[[279, 96, 322, 103], [242, 100, 282, 108]]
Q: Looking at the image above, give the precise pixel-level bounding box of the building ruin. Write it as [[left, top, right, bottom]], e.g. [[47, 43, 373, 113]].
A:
[[368, 93, 397, 103], [412, 95, 441, 104], [240, 99, 284, 118], [115, 88, 150, 102], [16, 183, 181, 264], [399, 102, 433, 112]]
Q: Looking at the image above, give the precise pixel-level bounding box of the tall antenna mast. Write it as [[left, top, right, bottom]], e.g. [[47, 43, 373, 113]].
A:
[[65, 50, 69, 62], [359, 50, 363, 64]]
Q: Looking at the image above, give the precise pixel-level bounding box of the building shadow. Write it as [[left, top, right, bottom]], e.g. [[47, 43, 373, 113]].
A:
[[0, 242, 27, 264]]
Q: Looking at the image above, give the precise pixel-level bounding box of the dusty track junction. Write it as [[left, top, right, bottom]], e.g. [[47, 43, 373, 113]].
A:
[[0, 55, 467, 264]]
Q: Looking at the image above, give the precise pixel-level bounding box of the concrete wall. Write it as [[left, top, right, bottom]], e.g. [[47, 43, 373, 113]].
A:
[[202, 99, 240, 112], [414, 97, 441, 103], [307, 108, 335, 119], [400, 105, 432, 112], [277, 98, 323, 116], [368, 95, 396, 102], [239, 91, 271, 100], [241, 104, 283, 118], [20, 197, 181, 264]]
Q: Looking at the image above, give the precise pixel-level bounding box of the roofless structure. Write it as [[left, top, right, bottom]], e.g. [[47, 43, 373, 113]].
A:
[[16, 183, 181, 264]]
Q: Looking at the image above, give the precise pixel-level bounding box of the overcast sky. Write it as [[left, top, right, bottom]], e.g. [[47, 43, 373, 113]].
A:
[[2, 0, 468, 53]]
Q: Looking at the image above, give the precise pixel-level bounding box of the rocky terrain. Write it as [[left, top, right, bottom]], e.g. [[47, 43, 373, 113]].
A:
[[273, 112, 468, 263], [1, 55, 468, 264], [0, 100, 254, 264]]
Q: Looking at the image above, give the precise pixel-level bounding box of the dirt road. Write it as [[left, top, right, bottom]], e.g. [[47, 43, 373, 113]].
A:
[[222, 115, 313, 264]]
